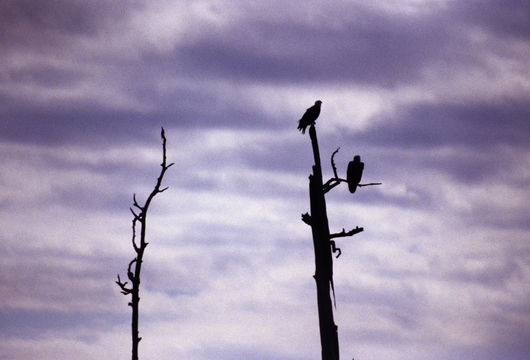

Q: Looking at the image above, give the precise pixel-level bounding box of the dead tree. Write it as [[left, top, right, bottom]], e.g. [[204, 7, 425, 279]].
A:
[[301, 123, 380, 360], [116, 128, 174, 360]]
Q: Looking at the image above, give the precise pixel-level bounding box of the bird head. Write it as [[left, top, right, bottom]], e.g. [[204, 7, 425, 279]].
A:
[[315, 100, 322, 106], [354, 155, 361, 162]]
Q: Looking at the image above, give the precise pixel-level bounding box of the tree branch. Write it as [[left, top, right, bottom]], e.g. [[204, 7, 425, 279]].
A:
[[116, 274, 133, 295], [129, 207, 141, 220], [132, 193, 143, 210], [323, 179, 342, 193], [331, 147, 340, 178], [142, 127, 172, 212], [329, 226, 364, 239], [322, 148, 343, 193], [358, 182, 382, 187]]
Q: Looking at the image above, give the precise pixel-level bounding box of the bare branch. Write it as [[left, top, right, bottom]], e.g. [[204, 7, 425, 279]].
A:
[[322, 148, 343, 194], [323, 178, 337, 190], [141, 127, 172, 213], [330, 226, 364, 239], [323, 179, 341, 194], [116, 274, 132, 295], [129, 207, 141, 220], [119, 289, 132, 296], [358, 182, 382, 187], [331, 147, 340, 178], [133, 193, 143, 210], [116, 274, 126, 286]]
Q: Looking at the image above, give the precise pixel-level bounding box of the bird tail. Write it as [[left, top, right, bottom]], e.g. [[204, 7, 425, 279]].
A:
[[297, 120, 306, 134]]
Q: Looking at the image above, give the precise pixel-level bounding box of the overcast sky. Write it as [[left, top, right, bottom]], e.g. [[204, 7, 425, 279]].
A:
[[1, 1, 529, 359]]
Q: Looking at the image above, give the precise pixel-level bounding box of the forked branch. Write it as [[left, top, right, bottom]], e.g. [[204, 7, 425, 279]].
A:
[[330, 226, 364, 239], [116, 274, 132, 295]]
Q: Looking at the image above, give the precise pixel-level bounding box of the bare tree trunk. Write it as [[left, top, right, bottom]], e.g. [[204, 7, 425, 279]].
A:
[[307, 124, 340, 360], [116, 128, 174, 360]]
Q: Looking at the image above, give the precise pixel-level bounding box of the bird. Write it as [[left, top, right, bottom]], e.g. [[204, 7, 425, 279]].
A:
[[347, 155, 364, 193], [297, 100, 322, 134]]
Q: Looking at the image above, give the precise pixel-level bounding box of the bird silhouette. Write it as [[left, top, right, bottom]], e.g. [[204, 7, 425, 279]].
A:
[[347, 155, 364, 193], [297, 100, 322, 134]]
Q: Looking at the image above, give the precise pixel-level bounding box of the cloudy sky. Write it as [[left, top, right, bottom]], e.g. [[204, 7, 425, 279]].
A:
[[1, 0, 529, 359]]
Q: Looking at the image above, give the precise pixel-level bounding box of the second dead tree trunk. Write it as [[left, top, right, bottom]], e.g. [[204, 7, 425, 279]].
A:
[[116, 128, 174, 360]]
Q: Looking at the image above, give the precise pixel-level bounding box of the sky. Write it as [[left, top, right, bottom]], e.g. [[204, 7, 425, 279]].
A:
[[0, 0, 529, 359]]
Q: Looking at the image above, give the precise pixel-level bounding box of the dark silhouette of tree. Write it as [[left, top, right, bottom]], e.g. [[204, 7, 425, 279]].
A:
[[299, 103, 380, 360], [116, 128, 173, 360]]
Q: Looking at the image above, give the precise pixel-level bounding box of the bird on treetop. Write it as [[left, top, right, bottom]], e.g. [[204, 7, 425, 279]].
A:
[[297, 100, 322, 134]]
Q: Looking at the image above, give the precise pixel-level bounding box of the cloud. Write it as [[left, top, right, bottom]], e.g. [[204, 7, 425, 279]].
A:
[[355, 99, 530, 149]]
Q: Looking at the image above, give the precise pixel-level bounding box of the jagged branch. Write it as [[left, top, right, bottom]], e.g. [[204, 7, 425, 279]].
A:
[[116, 274, 132, 295], [330, 226, 364, 239]]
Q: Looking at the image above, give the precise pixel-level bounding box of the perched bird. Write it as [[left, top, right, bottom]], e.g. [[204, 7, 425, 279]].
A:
[[297, 100, 322, 134], [347, 155, 364, 193]]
